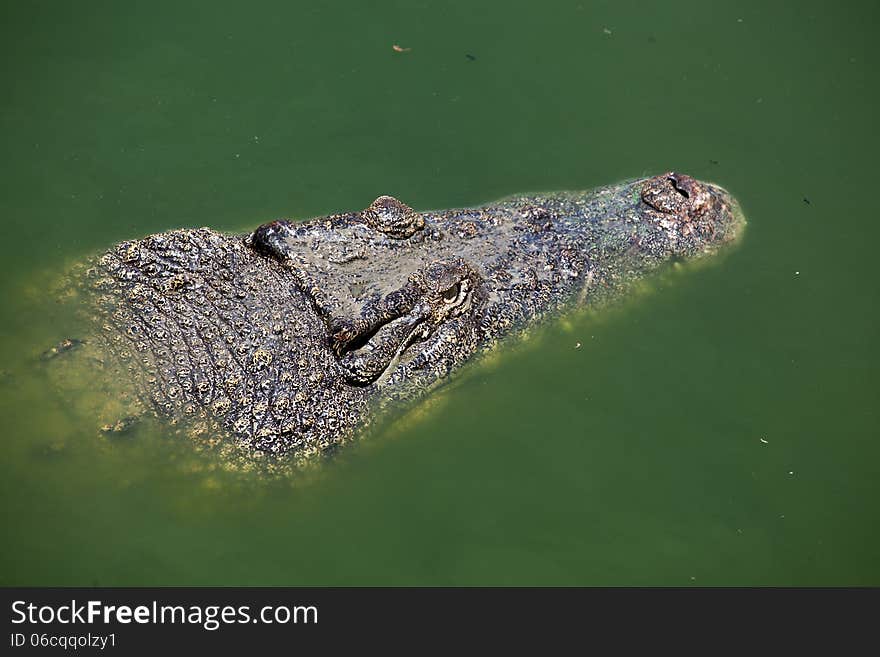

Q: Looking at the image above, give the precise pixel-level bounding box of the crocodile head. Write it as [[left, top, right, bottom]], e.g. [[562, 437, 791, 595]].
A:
[[80, 172, 743, 458], [247, 171, 742, 392]]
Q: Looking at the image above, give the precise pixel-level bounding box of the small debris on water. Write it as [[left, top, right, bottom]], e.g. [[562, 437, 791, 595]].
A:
[[392, 44, 412, 53], [803, 197, 811, 205], [795, 271, 800, 275], [602, 27, 613, 35], [575, 342, 582, 349], [465, 53, 476, 61], [40, 338, 85, 361], [788, 471, 794, 476], [709, 159, 720, 165], [760, 437, 769, 444], [100, 415, 139, 437]]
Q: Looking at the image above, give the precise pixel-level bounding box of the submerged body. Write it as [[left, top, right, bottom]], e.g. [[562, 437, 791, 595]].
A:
[[69, 173, 743, 460]]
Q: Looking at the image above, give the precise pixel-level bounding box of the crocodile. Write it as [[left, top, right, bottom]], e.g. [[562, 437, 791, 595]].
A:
[[58, 172, 744, 462]]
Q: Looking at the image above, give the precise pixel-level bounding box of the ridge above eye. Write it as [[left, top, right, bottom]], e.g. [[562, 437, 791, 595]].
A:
[[361, 195, 425, 239]]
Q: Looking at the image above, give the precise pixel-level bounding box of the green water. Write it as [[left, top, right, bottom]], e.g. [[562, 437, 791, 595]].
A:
[[1, 0, 878, 585]]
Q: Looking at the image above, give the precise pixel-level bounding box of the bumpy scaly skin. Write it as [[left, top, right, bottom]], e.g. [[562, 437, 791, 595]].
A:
[[76, 173, 743, 459]]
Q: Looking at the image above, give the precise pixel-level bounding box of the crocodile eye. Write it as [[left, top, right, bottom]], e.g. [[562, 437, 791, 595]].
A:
[[441, 283, 460, 303]]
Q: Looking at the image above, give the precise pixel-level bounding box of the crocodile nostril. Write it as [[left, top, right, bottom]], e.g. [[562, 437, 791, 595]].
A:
[[641, 171, 703, 215], [669, 176, 690, 199]]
